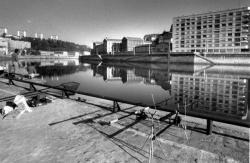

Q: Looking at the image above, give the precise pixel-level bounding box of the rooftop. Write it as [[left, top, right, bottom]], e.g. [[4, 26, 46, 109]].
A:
[[122, 37, 143, 41]]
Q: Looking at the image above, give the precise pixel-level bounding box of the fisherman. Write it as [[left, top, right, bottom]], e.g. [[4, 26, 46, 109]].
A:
[[11, 49, 19, 74]]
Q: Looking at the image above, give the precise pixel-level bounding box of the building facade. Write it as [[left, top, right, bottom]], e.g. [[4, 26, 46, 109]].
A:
[[8, 39, 31, 51], [103, 38, 121, 55], [112, 43, 121, 54], [155, 31, 172, 52], [121, 37, 144, 52], [172, 7, 250, 53], [134, 44, 156, 54], [92, 42, 104, 55], [0, 38, 8, 55]]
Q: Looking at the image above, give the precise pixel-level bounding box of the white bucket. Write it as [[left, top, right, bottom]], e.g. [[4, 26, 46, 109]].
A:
[[2, 106, 14, 115], [14, 95, 32, 112]]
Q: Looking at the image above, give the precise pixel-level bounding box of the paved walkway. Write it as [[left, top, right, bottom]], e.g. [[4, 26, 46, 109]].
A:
[[0, 81, 249, 163]]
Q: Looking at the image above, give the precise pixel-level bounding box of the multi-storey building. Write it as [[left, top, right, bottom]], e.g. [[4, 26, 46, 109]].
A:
[[121, 37, 144, 52], [172, 7, 250, 53], [92, 42, 103, 55], [103, 38, 121, 55], [112, 43, 121, 54], [155, 31, 172, 52]]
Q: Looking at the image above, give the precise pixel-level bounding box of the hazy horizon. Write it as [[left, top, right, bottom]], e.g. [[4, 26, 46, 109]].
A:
[[0, 0, 249, 47]]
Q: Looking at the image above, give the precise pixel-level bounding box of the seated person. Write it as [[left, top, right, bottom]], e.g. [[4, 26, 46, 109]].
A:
[[27, 63, 37, 74]]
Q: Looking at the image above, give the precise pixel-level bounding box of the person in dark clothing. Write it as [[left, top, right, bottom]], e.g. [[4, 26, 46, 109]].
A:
[[12, 49, 19, 73], [27, 63, 37, 74], [8, 49, 19, 74], [11, 49, 19, 62]]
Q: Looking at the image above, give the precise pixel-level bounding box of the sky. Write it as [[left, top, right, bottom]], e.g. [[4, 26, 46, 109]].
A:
[[0, 0, 249, 47]]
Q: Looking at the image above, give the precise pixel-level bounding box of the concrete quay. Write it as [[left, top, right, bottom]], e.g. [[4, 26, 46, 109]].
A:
[[0, 79, 249, 163], [0, 55, 79, 60], [80, 53, 250, 65]]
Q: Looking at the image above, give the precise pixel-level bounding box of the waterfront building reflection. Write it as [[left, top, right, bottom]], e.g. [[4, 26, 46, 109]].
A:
[[90, 62, 249, 121], [171, 73, 248, 120]]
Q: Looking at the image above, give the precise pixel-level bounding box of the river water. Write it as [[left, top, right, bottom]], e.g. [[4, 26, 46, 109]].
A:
[[0, 59, 249, 127]]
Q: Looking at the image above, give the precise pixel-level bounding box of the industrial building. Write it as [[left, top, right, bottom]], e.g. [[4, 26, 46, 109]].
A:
[[0, 37, 31, 55], [172, 7, 250, 53], [92, 42, 104, 55], [121, 37, 144, 52], [103, 38, 121, 55]]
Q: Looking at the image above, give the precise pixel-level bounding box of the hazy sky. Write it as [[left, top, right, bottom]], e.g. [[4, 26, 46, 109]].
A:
[[0, 0, 249, 47]]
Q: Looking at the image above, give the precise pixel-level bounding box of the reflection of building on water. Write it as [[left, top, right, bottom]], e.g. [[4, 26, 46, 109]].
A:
[[106, 67, 122, 81], [171, 73, 248, 119], [93, 65, 171, 90], [39, 59, 79, 66], [51, 76, 59, 81], [106, 67, 144, 83], [134, 68, 171, 90]]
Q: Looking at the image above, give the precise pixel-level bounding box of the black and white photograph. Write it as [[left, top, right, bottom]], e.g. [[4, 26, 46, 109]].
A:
[[0, 0, 249, 162]]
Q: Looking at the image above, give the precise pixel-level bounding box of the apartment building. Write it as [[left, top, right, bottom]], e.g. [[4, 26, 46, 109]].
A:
[[172, 7, 250, 53]]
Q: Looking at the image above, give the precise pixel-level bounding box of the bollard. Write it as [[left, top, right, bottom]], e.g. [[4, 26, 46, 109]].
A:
[[207, 119, 213, 135], [29, 83, 37, 91], [113, 101, 121, 112]]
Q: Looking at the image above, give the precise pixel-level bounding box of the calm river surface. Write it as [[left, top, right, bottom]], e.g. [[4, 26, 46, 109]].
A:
[[1, 59, 249, 127]]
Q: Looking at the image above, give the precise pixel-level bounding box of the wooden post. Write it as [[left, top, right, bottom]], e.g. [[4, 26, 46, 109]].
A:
[[29, 84, 37, 91], [113, 101, 121, 112], [207, 119, 213, 135]]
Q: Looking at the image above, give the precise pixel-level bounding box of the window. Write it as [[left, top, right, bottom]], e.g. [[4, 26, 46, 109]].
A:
[[235, 38, 240, 42], [235, 33, 240, 37], [215, 24, 220, 28]]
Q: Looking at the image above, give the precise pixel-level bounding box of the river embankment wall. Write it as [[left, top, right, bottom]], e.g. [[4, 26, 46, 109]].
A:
[[194, 54, 250, 65], [0, 55, 79, 60], [80, 53, 196, 64], [80, 53, 250, 65]]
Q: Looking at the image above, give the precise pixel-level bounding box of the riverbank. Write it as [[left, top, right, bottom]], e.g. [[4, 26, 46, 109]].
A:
[[0, 80, 249, 163], [80, 53, 250, 65], [0, 55, 79, 60]]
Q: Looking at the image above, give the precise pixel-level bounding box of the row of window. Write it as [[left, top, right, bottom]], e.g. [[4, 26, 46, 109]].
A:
[[175, 38, 248, 43], [175, 28, 248, 34], [175, 33, 245, 39], [176, 42, 248, 48], [174, 22, 248, 31], [174, 18, 248, 27], [175, 48, 248, 53], [174, 10, 249, 22]]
